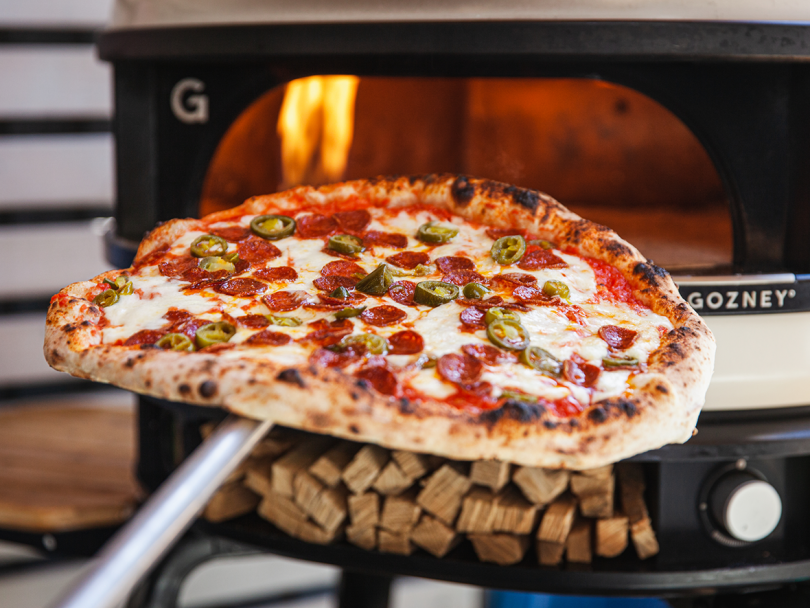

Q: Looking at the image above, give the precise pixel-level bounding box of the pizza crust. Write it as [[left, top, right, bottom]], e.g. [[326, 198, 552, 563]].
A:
[[45, 175, 715, 469]]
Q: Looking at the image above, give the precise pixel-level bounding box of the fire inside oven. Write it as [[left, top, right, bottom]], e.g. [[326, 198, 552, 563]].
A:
[[199, 76, 732, 275]]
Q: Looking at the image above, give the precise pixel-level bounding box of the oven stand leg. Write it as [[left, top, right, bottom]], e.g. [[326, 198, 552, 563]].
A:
[[338, 570, 392, 608], [124, 532, 258, 608]]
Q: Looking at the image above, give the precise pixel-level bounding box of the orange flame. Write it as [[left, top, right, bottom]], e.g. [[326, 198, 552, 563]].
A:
[[277, 75, 359, 188]]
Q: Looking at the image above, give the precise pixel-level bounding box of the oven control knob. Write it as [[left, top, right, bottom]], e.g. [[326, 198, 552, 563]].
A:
[[710, 472, 782, 542]]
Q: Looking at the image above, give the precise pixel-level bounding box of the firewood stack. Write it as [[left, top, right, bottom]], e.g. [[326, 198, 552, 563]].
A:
[[201, 425, 659, 566]]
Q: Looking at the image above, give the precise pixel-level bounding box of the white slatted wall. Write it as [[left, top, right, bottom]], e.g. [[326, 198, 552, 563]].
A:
[[0, 0, 113, 393]]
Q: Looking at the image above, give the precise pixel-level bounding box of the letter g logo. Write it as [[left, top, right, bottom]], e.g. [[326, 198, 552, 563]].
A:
[[170, 78, 209, 124]]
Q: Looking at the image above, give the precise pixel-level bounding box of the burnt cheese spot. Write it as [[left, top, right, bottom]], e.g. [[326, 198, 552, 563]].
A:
[[276, 368, 306, 388], [199, 380, 218, 398]]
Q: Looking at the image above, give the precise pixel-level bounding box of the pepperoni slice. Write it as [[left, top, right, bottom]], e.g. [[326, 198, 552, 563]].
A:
[[163, 309, 192, 324], [254, 266, 298, 283], [386, 251, 430, 270], [563, 358, 600, 387], [455, 295, 505, 308], [435, 256, 475, 273], [234, 314, 270, 329], [124, 329, 165, 346], [388, 330, 424, 354], [518, 248, 567, 270], [437, 353, 483, 384], [363, 231, 408, 249], [301, 318, 354, 345], [133, 245, 170, 270], [356, 366, 399, 396], [388, 281, 417, 306], [459, 307, 486, 330], [491, 273, 537, 289], [309, 346, 362, 368], [297, 214, 338, 238], [442, 270, 488, 287], [170, 317, 208, 341], [598, 325, 638, 350], [245, 329, 291, 346], [486, 227, 526, 240], [313, 276, 358, 292], [461, 343, 517, 365], [209, 225, 251, 241], [512, 285, 551, 303], [233, 258, 251, 274], [333, 209, 371, 233], [560, 304, 586, 326], [263, 290, 307, 312], [361, 305, 408, 327], [159, 257, 198, 278], [316, 292, 366, 307], [321, 260, 365, 277], [215, 278, 267, 297], [237, 236, 282, 264]]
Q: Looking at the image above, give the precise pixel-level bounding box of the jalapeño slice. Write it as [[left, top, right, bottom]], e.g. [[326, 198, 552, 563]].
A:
[[603, 355, 640, 368], [462, 282, 489, 299], [335, 306, 366, 319], [487, 318, 530, 351], [329, 286, 350, 299], [328, 234, 364, 255], [355, 264, 394, 296], [103, 275, 133, 295], [484, 307, 520, 326], [520, 346, 562, 376], [250, 214, 296, 240], [199, 256, 235, 273], [267, 315, 302, 327], [156, 333, 195, 352], [528, 239, 555, 249], [93, 289, 119, 308], [190, 234, 228, 258], [339, 333, 388, 355], [195, 321, 236, 348], [414, 281, 460, 307], [542, 279, 570, 300], [417, 222, 458, 244], [491, 235, 526, 265]]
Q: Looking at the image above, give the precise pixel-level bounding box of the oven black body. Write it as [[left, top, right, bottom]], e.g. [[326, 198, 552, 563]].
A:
[[99, 20, 810, 599]]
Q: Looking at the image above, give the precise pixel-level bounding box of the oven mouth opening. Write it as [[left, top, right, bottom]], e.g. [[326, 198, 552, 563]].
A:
[[200, 76, 732, 275]]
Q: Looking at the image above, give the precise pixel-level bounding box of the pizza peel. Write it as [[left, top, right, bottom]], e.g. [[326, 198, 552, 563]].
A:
[[49, 415, 272, 608]]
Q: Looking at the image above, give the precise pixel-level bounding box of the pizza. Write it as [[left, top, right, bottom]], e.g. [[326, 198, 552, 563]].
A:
[[45, 175, 715, 469]]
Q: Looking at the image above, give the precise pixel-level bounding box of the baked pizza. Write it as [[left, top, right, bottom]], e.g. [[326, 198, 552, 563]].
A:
[[45, 175, 714, 469]]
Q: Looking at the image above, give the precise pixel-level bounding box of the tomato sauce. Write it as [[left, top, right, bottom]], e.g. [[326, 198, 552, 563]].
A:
[[584, 257, 643, 310]]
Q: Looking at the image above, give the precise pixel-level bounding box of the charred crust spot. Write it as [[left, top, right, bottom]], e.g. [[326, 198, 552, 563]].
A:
[[507, 186, 539, 213], [633, 262, 669, 286], [124, 358, 135, 369], [656, 384, 669, 394], [451, 176, 476, 205], [80, 320, 92, 327], [479, 399, 546, 426], [350, 391, 360, 401], [355, 379, 370, 390], [398, 398, 416, 414], [276, 368, 306, 388], [588, 407, 608, 423], [178, 384, 191, 395], [88, 306, 100, 315], [349, 424, 360, 434], [602, 240, 632, 258], [543, 420, 558, 430], [144, 379, 152, 388], [199, 380, 217, 398], [63, 323, 76, 333], [50, 349, 63, 363], [309, 413, 332, 428]]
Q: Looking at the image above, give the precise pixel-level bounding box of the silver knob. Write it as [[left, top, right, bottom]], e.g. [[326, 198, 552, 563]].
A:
[[710, 472, 782, 542]]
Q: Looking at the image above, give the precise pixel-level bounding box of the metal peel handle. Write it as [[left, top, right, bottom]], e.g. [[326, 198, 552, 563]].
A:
[[50, 415, 272, 608]]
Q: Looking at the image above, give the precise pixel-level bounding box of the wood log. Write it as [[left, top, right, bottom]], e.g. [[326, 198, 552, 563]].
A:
[[243, 458, 275, 497], [203, 482, 260, 523], [252, 427, 300, 459], [491, 486, 539, 535], [257, 491, 341, 545], [566, 518, 593, 564], [468, 533, 529, 566], [378, 530, 414, 555], [410, 515, 460, 558], [537, 540, 565, 566], [513, 467, 570, 505], [456, 487, 497, 533], [631, 517, 660, 560], [224, 456, 259, 484], [392, 450, 432, 482], [346, 522, 376, 550], [580, 464, 613, 479], [470, 460, 511, 492], [596, 515, 629, 558], [372, 460, 413, 496], [348, 492, 380, 528], [537, 493, 577, 544], [341, 445, 389, 494], [571, 470, 615, 519], [380, 487, 421, 533], [416, 463, 472, 526], [293, 471, 348, 533], [271, 436, 333, 498], [616, 462, 649, 525], [309, 441, 361, 488]]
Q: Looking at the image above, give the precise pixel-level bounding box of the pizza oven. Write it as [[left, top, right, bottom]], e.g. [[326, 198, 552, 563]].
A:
[[94, 2, 810, 605]]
